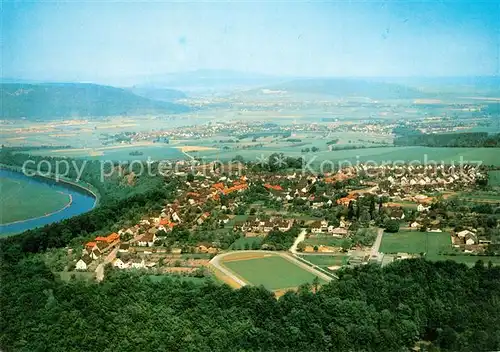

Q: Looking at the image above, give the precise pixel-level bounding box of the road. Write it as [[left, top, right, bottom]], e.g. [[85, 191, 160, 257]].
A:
[[289, 229, 307, 254], [209, 250, 333, 288], [95, 246, 119, 282], [370, 228, 384, 258]]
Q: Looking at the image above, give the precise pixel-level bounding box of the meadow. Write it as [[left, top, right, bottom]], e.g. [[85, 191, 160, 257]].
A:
[[303, 234, 345, 247], [0, 176, 71, 224], [380, 231, 452, 255], [488, 170, 500, 186], [221, 252, 325, 290], [26, 143, 185, 161], [298, 254, 349, 268]]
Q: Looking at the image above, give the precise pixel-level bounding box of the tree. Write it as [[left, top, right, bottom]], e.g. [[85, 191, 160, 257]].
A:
[[341, 238, 352, 251], [186, 173, 195, 182], [385, 220, 400, 233]]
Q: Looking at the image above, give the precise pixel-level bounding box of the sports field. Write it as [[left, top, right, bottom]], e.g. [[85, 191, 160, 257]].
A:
[[0, 177, 71, 224], [221, 252, 325, 290], [380, 231, 451, 255]]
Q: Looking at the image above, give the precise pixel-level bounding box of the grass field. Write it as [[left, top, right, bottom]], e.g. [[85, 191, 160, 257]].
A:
[[380, 231, 451, 255], [303, 234, 345, 247], [299, 254, 349, 267], [27, 143, 185, 161], [488, 171, 500, 186], [0, 177, 71, 224], [221, 252, 325, 290]]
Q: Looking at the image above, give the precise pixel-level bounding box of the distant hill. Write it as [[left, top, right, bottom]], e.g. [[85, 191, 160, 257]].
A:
[[136, 69, 289, 92], [384, 76, 500, 97], [128, 87, 188, 101], [255, 78, 429, 99], [1, 83, 190, 119]]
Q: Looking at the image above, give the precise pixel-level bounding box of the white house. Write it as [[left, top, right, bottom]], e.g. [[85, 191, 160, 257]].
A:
[[410, 221, 421, 228], [417, 204, 430, 212], [76, 255, 92, 271], [465, 233, 477, 245], [457, 230, 476, 238], [137, 233, 157, 247], [113, 258, 128, 269], [131, 258, 146, 269]]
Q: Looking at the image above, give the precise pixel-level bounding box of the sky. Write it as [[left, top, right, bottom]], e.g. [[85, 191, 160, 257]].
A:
[[2, 0, 499, 83]]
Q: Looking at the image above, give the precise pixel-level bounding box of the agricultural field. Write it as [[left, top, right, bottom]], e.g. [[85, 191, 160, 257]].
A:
[[0, 176, 71, 224], [220, 252, 325, 290], [487, 170, 500, 186], [26, 143, 185, 161], [380, 231, 452, 256], [195, 145, 500, 167], [457, 191, 500, 202]]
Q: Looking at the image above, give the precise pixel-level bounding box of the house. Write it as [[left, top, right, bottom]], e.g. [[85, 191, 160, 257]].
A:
[[196, 212, 210, 225], [131, 258, 146, 269], [137, 233, 157, 247], [410, 221, 421, 229], [112, 258, 127, 269], [218, 215, 230, 224], [118, 243, 130, 253], [465, 233, 477, 245], [75, 255, 93, 271], [457, 229, 476, 238], [328, 227, 348, 237], [388, 208, 405, 220], [417, 204, 430, 212], [310, 221, 323, 234]]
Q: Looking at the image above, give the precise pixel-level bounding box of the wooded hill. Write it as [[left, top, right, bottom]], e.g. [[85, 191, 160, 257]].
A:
[[1, 83, 190, 119]]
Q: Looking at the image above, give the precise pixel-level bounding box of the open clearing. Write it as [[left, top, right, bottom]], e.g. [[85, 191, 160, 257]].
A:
[[0, 177, 71, 224], [488, 171, 500, 186], [380, 231, 451, 255], [220, 252, 326, 290]]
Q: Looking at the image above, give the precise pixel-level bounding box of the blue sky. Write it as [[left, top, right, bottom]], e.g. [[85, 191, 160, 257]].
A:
[[2, 1, 499, 83]]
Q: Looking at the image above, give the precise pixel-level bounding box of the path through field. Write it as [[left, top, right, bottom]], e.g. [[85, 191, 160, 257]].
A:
[[371, 228, 384, 258]]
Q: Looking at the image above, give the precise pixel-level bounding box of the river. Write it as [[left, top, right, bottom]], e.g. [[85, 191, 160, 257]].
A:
[[0, 169, 97, 235]]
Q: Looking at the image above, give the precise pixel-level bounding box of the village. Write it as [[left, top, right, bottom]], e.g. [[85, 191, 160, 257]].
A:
[[72, 158, 498, 280]]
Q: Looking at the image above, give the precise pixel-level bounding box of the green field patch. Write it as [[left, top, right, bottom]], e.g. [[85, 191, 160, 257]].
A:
[[299, 254, 349, 267], [0, 177, 71, 224], [303, 234, 345, 247], [380, 231, 451, 255], [488, 171, 500, 186], [222, 253, 325, 290]]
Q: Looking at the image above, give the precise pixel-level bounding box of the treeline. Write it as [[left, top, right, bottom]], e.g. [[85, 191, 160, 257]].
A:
[[261, 226, 301, 250], [394, 132, 500, 148], [1, 258, 500, 351]]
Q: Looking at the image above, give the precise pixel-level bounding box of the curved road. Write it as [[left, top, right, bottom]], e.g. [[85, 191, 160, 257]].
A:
[[209, 250, 333, 288]]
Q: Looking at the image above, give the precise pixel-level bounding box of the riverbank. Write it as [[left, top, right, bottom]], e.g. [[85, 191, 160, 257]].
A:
[[0, 167, 98, 236]]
